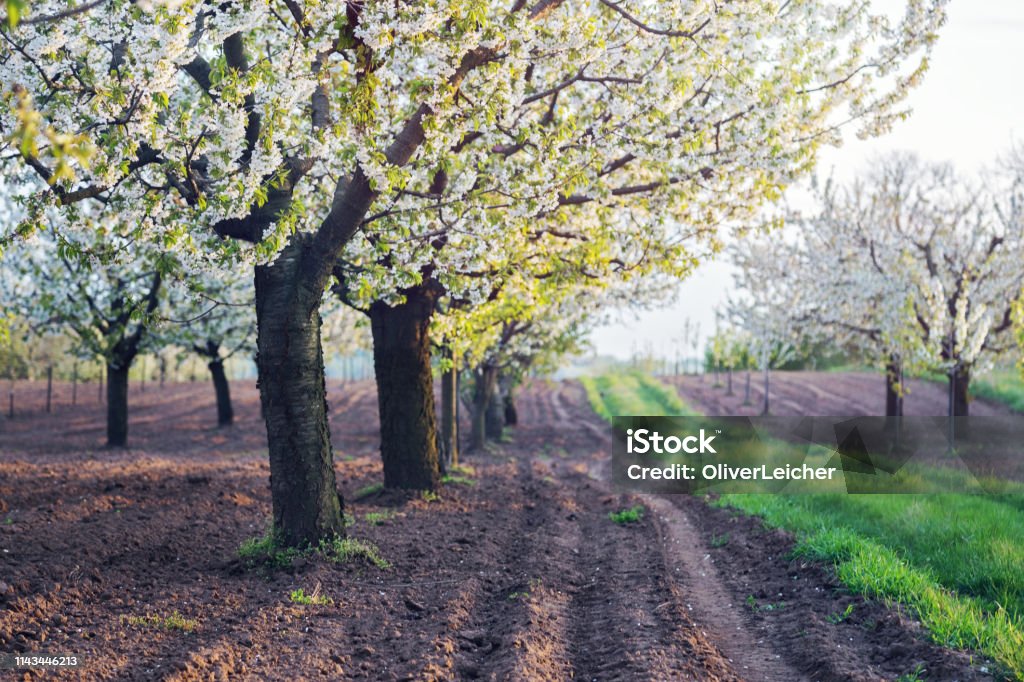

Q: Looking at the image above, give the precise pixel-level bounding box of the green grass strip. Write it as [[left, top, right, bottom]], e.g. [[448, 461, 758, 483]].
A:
[[580, 371, 1024, 678]]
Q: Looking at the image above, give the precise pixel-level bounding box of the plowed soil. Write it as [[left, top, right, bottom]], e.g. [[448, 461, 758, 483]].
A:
[[668, 370, 1013, 417], [0, 375, 994, 680]]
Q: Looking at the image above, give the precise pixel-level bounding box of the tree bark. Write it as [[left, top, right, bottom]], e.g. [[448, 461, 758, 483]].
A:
[[504, 391, 518, 426], [254, 237, 345, 548], [952, 365, 970, 417], [439, 348, 458, 474], [761, 364, 771, 416], [208, 358, 234, 426], [485, 387, 504, 440], [368, 283, 441, 490], [106, 362, 130, 447], [499, 373, 518, 426], [885, 354, 904, 418], [470, 365, 497, 451], [46, 365, 53, 413]]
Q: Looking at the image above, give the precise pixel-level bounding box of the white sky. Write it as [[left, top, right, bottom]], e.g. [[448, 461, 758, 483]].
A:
[[589, 0, 1024, 360]]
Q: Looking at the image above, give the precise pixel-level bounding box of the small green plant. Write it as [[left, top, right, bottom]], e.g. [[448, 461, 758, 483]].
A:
[[122, 611, 198, 633], [353, 482, 384, 499], [319, 536, 391, 569], [421, 490, 441, 503], [827, 603, 856, 624], [441, 474, 476, 487], [290, 586, 334, 606], [609, 505, 644, 525], [239, 529, 390, 570], [895, 663, 927, 682], [710, 532, 730, 548], [449, 464, 475, 477], [238, 530, 304, 569], [364, 510, 396, 525], [745, 595, 785, 613], [3, 516, 12, 525], [508, 578, 542, 601]]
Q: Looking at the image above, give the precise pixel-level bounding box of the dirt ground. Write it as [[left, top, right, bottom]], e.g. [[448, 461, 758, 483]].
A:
[[0, 374, 995, 680], [669, 370, 1013, 418]]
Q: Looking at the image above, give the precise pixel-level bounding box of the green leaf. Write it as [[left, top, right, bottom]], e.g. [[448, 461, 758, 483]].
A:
[[5, 0, 26, 28]]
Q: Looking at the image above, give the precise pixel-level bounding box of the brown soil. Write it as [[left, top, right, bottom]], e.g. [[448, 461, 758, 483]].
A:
[[670, 370, 1012, 417], [0, 375, 994, 680]]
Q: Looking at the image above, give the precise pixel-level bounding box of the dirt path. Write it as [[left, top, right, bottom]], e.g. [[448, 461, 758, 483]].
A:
[[0, 378, 992, 680]]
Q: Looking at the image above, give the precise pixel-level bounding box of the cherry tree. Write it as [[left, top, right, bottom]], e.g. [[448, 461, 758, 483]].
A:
[[1, 0, 946, 545], [735, 154, 1024, 417], [727, 244, 800, 415], [884, 160, 1024, 416], [0, 226, 167, 445], [161, 273, 256, 426]]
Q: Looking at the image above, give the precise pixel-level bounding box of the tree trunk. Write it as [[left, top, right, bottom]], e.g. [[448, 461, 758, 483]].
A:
[[45, 365, 53, 413], [726, 367, 734, 396], [368, 284, 441, 491], [254, 238, 345, 548], [499, 373, 519, 426], [504, 391, 518, 426], [208, 358, 234, 426], [470, 365, 497, 451], [885, 355, 904, 418], [439, 349, 458, 474], [106, 362, 130, 447], [761, 364, 771, 416], [485, 383, 504, 441], [952, 365, 970, 417]]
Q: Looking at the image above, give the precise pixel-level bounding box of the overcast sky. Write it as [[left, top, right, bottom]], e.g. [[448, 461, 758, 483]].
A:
[[589, 0, 1024, 360]]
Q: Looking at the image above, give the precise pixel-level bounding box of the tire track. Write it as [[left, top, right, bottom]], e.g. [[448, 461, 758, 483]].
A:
[[540, 380, 808, 680]]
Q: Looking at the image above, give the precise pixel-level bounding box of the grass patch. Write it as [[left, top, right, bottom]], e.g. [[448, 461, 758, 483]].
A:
[[710, 532, 730, 548], [720, 494, 1024, 677], [318, 536, 391, 569], [238, 529, 390, 570], [238, 530, 305, 569], [363, 510, 396, 525], [421, 490, 441, 502], [353, 482, 384, 499], [608, 505, 644, 525], [122, 611, 198, 633], [289, 586, 333, 606], [581, 371, 1024, 678], [441, 474, 476, 486], [580, 371, 694, 420], [971, 369, 1024, 413]]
